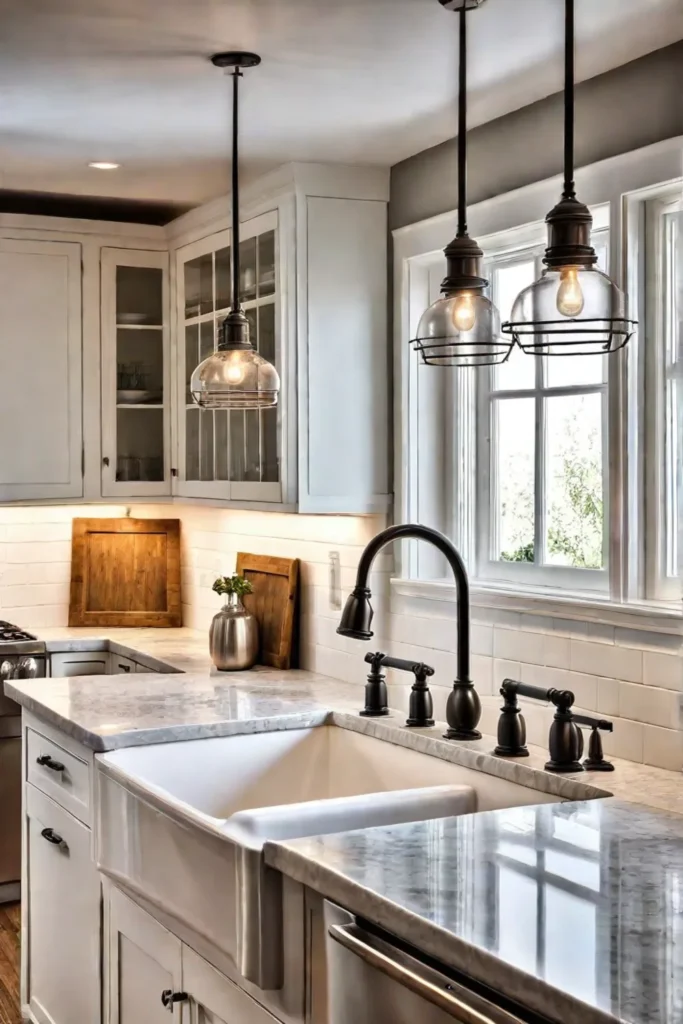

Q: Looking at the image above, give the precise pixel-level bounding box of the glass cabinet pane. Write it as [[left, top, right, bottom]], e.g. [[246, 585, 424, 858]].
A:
[[109, 258, 166, 492], [239, 237, 257, 302], [185, 325, 198, 404], [185, 253, 213, 317], [258, 231, 275, 297], [215, 246, 231, 314], [117, 329, 163, 404], [186, 408, 199, 480], [116, 409, 163, 481], [116, 266, 162, 325], [181, 223, 280, 493]]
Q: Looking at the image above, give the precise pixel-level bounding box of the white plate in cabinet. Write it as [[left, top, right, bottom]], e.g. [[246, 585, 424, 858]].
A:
[[24, 783, 100, 1024], [27, 726, 91, 825], [106, 886, 183, 1024]]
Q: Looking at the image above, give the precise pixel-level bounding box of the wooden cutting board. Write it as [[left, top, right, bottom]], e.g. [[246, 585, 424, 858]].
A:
[[235, 553, 299, 669], [69, 518, 181, 627]]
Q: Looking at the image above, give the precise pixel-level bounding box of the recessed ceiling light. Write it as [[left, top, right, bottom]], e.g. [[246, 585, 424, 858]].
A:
[[88, 161, 120, 170]]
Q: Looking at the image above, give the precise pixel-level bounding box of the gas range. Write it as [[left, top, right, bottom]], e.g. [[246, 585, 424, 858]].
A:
[[0, 621, 46, 710], [0, 620, 45, 657]]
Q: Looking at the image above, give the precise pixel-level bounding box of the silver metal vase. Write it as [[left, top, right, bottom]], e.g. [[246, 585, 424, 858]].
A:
[[209, 593, 259, 671]]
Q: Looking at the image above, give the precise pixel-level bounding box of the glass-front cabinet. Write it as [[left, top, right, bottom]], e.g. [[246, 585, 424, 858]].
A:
[[176, 210, 281, 502], [101, 248, 170, 496]]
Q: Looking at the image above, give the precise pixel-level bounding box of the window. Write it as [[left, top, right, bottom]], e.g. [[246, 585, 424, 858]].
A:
[[645, 195, 682, 600], [477, 229, 610, 592], [396, 145, 683, 611]]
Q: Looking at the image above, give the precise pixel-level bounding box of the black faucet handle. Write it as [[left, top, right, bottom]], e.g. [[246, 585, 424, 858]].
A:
[[573, 714, 615, 772], [573, 713, 613, 732], [364, 651, 387, 672]]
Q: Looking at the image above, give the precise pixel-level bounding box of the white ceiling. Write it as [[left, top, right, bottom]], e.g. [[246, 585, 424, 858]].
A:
[[0, 0, 681, 206]]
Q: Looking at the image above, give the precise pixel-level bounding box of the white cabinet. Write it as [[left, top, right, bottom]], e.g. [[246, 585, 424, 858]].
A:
[[110, 653, 137, 674], [101, 248, 171, 497], [175, 212, 281, 503], [0, 238, 82, 502], [106, 886, 184, 1024], [183, 945, 279, 1024], [24, 783, 100, 1024], [171, 163, 390, 513], [106, 887, 278, 1024]]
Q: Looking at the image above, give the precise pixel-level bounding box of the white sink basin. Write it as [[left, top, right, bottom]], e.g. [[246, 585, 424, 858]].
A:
[[95, 724, 560, 990]]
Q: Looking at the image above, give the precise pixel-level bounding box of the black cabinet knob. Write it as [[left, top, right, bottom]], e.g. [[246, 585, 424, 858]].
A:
[[36, 754, 65, 773], [161, 990, 188, 1010], [118, 663, 131, 673]]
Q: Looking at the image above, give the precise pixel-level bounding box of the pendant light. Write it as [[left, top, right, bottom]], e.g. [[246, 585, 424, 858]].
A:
[[191, 53, 280, 409], [410, 0, 512, 368], [501, 0, 636, 356]]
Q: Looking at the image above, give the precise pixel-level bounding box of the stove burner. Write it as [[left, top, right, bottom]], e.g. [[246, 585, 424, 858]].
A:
[[0, 620, 37, 644]]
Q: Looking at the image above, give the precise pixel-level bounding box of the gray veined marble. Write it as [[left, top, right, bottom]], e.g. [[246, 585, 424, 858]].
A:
[[266, 799, 683, 1024]]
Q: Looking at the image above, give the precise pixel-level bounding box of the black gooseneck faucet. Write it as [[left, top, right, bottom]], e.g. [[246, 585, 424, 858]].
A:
[[337, 523, 481, 740]]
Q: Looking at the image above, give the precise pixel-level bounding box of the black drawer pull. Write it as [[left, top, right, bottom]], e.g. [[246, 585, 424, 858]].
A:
[[41, 828, 67, 850], [118, 663, 131, 672], [36, 754, 65, 773], [161, 990, 188, 1010]]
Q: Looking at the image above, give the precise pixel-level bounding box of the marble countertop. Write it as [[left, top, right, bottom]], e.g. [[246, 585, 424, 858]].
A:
[[6, 625, 683, 1024], [266, 799, 683, 1024]]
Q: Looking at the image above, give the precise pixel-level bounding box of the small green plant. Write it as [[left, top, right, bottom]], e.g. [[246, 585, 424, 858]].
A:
[[212, 573, 254, 598]]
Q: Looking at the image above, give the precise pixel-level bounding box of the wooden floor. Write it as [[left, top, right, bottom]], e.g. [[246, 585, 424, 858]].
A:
[[0, 904, 20, 1024]]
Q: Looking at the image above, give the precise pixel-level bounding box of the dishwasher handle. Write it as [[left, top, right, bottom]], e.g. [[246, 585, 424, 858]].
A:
[[328, 923, 521, 1024]]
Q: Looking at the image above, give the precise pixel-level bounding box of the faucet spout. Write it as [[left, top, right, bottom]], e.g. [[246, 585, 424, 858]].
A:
[[337, 523, 481, 740]]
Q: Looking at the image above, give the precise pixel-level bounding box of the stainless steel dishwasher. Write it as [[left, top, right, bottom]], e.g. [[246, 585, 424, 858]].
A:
[[324, 901, 549, 1024]]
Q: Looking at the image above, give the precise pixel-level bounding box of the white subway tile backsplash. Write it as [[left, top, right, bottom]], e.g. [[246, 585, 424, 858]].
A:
[[472, 655, 493, 695], [596, 677, 620, 717], [602, 718, 644, 763], [642, 650, 682, 692], [543, 634, 571, 669], [494, 628, 545, 665], [0, 501, 679, 775], [587, 623, 615, 645], [642, 725, 682, 772], [619, 681, 680, 729], [570, 639, 642, 682]]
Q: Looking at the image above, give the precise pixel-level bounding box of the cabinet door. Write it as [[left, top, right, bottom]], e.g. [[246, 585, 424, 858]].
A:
[[0, 238, 82, 501], [101, 248, 171, 497], [175, 211, 282, 504], [183, 946, 278, 1024], [107, 886, 184, 1024], [25, 783, 100, 1024]]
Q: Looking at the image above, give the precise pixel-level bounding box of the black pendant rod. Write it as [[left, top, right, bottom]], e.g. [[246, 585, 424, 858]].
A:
[[563, 0, 576, 200], [457, 6, 468, 237], [231, 68, 242, 310]]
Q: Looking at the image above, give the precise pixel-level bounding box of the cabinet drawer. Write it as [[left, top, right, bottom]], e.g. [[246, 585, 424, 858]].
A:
[[50, 650, 109, 677], [25, 784, 100, 1024], [27, 727, 91, 825]]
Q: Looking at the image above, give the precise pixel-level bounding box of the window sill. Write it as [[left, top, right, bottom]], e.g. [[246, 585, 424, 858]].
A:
[[390, 577, 682, 636]]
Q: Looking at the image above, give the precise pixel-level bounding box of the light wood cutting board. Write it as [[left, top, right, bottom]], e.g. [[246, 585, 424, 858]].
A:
[[69, 518, 181, 627], [236, 552, 299, 669]]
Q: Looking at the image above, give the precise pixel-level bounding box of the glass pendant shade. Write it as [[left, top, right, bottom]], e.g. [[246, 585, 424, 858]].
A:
[[190, 52, 280, 411], [506, 265, 634, 356], [412, 290, 511, 367], [191, 347, 280, 409]]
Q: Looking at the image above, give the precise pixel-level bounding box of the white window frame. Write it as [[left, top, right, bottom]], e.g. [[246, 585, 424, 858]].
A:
[[393, 136, 683, 619], [475, 219, 610, 594], [644, 191, 682, 601]]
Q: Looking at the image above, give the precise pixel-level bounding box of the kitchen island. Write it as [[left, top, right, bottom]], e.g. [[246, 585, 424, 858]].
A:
[[4, 626, 683, 1024]]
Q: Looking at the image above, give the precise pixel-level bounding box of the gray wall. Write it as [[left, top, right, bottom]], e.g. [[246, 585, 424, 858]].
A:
[[390, 41, 683, 231]]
